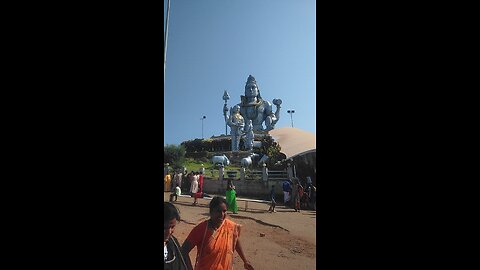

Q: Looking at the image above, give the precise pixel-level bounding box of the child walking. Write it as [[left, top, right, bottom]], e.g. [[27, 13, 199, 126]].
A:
[[268, 185, 276, 213], [169, 184, 181, 202]]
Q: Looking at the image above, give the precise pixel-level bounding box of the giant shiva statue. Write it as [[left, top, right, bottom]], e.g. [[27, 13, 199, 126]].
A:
[[224, 75, 282, 133]]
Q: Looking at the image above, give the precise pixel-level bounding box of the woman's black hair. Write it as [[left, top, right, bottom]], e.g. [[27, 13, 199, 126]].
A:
[[209, 196, 227, 214], [164, 202, 180, 224]]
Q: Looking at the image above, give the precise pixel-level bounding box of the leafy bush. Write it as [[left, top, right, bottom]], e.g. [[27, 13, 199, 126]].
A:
[[164, 144, 186, 169], [181, 138, 231, 152], [185, 151, 208, 159], [258, 135, 283, 167]]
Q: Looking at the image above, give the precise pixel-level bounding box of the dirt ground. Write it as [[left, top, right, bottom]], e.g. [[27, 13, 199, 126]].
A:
[[165, 193, 317, 269]]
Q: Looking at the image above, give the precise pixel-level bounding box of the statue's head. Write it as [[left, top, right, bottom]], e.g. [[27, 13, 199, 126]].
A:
[[232, 105, 241, 113], [244, 75, 261, 99]]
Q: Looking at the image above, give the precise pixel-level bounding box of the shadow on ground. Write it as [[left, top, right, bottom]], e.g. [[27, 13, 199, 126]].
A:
[[230, 215, 290, 232]]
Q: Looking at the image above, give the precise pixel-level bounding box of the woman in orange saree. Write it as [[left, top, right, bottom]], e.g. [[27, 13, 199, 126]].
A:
[[182, 197, 254, 270]]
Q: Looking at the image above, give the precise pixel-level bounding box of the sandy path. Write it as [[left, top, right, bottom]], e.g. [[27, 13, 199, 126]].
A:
[[165, 194, 317, 269]]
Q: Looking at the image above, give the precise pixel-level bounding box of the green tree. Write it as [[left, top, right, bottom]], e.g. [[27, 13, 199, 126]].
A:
[[164, 144, 186, 169], [258, 136, 283, 167]]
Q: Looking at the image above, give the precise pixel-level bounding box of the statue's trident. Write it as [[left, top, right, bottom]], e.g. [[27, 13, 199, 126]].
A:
[[222, 90, 230, 135]]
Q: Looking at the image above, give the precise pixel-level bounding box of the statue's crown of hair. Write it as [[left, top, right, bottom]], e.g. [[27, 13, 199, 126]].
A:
[[246, 75, 256, 85]]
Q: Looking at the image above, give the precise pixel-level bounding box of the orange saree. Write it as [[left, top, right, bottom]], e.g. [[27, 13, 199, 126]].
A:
[[192, 219, 241, 270], [164, 174, 172, 192]]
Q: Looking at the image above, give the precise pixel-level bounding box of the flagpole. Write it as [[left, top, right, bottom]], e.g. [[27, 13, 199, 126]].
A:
[[164, 0, 171, 87]]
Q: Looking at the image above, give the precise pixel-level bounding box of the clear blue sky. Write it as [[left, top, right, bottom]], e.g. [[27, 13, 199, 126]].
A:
[[164, 0, 316, 145]]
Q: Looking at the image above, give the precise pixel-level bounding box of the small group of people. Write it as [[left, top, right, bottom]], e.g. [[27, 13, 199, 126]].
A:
[[164, 169, 186, 193], [164, 198, 254, 269], [168, 170, 185, 202], [282, 176, 316, 211], [188, 171, 212, 205], [166, 169, 213, 205]]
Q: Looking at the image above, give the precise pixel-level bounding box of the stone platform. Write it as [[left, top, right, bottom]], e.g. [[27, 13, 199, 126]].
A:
[[202, 177, 284, 200]]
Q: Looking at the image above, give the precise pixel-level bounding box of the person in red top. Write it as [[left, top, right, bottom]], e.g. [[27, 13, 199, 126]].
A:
[[197, 173, 204, 194], [181, 197, 254, 270], [297, 184, 305, 211]]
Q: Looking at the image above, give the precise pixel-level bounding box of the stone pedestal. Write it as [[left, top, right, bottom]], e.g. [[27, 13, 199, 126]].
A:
[[219, 166, 224, 181], [262, 164, 268, 182], [287, 163, 293, 180]]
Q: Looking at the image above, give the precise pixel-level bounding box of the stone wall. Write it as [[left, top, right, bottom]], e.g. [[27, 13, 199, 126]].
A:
[[202, 177, 285, 200]]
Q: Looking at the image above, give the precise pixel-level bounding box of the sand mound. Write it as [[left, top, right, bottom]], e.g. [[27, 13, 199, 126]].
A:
[[268, 127, 316, 158]]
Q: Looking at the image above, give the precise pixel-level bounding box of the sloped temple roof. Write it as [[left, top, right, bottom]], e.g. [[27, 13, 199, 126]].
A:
[[268, 127, 316, 159]]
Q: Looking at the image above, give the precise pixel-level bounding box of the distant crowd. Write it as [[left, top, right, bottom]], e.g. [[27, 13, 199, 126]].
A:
[[164, 165, 316, 212], [281, 176, 316, 211]]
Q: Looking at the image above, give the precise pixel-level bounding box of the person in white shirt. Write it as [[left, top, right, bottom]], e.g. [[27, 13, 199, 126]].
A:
[[190, 173, 199, 206], [170, 184, 181, 202]]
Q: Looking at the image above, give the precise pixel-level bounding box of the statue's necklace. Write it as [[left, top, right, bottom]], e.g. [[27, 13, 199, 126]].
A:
[[245, 103, 260, 120]]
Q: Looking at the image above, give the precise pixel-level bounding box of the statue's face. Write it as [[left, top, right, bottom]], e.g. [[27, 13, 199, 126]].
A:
[[245, 83, 259, 98], [232, 105, 240, 113]]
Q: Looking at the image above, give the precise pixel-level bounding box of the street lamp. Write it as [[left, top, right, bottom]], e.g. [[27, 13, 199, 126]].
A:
[[201, 116, 206, 139], [287, 110, 295, 128]]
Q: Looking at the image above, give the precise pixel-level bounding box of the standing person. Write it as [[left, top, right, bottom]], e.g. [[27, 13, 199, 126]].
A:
[[298, 184, 305, 210], [181, 197, 254, 270], [268, 185, 276, 213], [186, 171, 194, 193], [164, 163, 171, 178], [193, 172, 205, 203], [170, 171, 177, 191], [174, 171, 183, 192], [296, 180, 304, 212], [164, 202, 189, 269], [311, 185, 317, 211], [226, 179, 238, 214], [291, 178, 300, 212], [198, 173, 204, 194], [190, 173, 199, 206], [164, 173, 172, 192], [304, 177, 312, 199], [181, 172, 188, 193], [306, 176, 313, 190]]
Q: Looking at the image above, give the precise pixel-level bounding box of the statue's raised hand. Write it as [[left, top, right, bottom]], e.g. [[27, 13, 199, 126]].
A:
[[273, 99, 282, 108]]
